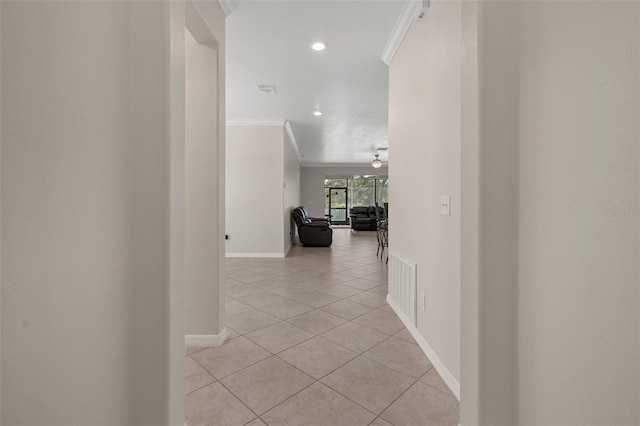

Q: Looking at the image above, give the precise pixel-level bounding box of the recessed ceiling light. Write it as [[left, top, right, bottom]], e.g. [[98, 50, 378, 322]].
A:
[[313, 111, 322, 116], [311, 42, 325, 51]]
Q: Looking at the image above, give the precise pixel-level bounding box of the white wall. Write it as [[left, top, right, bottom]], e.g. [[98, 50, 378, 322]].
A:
[[393, 3, 640, 424], [283, 129, 301, 251], [226, 125, 286, 255], [388, 0, 461, 394], [463, 2, 519, 422], [192, 0, 227, 341], [1, 2, 4, 420], [458, 1, 640, 424], [1, 2, 184, 424], [459, 1, 481, 422], [300, 166, 388, 218], [1, 4, 134, 422], [184, 18, 224, 338], [511, 3, 639, 424]]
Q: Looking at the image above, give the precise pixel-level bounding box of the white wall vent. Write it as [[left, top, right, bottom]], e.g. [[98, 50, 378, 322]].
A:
[[388, 250, 417, 326]]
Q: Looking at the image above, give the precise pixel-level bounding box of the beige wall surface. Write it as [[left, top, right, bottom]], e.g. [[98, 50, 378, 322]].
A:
[[283, 130, 301, 250], [1, 3, 135, 423], [185, 25, 223, 336], [1, 1, 185, 424], [226, 125, 285, 255], [469, 2, 520, 423], [460, 1, 640, 424], [459, 0, 480, 422], [389, 0, 462, 389], [511, 2, 639, 424], [192, 0, 226, 337]]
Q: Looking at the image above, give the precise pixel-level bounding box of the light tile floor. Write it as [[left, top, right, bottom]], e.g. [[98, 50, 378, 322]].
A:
[[185, 228, 460, 426]]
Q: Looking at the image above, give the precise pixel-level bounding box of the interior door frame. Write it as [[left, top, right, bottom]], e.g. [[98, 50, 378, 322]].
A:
[[328, 186, 348, 225]]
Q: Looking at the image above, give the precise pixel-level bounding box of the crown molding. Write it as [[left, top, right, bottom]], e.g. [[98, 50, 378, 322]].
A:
[[301, 162, 389, 169], [380, 0, 423, 66], [226, 119, 285, 127], [284, 121, 302, 162], [217, 0, 234, 17]]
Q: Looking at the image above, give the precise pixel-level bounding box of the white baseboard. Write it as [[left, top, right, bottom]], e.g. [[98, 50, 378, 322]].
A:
[[387, 295, 461, 401], [185, 328, 228, 347], [284, 242, 292, 256], [226, 252, 285, 258]]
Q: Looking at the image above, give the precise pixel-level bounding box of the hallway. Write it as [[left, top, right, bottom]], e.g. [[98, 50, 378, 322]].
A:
[[185, 229, 459, 425]]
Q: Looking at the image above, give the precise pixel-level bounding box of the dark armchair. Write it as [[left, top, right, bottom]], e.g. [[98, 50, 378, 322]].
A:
[[299, 206, 329, 224], [292, 206, 333, 247], [349, 206, 383, 231]]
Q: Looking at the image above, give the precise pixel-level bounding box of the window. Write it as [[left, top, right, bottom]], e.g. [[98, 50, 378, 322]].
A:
[[377, 178, 389, 204], [324, 175, 389, 213], [348, 177, 376, 207], [324, 178, 348, 215]]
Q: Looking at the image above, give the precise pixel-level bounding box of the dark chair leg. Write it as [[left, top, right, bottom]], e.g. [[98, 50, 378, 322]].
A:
[[380, 229, 388, 261]]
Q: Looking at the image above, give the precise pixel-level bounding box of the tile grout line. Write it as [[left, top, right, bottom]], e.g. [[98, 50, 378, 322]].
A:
[[257, 364, 381, 423], [185, 354, 262, 424], [223, 315, 396, 421], [188, 339, 272, 383], [195, 304, 392, 375], [233, 301, 388, 364], [183, 378, 217, 397], [295, 331, 415, 420], [262, 332, 403, 421], [242, 326, 318, 356], [369, 365, 429, 423], [215, 372, 263, 420]]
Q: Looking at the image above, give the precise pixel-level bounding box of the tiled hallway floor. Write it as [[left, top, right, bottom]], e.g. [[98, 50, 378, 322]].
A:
[[185, 229, 460, 426]]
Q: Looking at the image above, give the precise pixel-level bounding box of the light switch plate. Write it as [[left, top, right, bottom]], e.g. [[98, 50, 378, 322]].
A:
[[440, 195, 451, 216]]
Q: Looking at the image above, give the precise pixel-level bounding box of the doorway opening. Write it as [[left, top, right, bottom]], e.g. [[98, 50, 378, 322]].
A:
[[327, 187, 348, 225]]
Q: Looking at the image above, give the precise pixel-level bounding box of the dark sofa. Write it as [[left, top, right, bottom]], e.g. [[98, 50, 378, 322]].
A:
[[349, 206, 384, 231], [292, 206, 333, 247]]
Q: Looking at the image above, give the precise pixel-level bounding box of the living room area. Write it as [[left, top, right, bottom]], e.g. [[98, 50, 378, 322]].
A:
[[301, 167, 388, 230], [290, 172, 389, 251], [324, 175, 388, 230], [225, 146, 390, 256]]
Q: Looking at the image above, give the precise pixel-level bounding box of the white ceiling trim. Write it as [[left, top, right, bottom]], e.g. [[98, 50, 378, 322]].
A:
[[226, 119, 285, 127], [284, 121, 302, 162], [380, 0, 422, 66], [217, 0, 234, 17], [301, 162, 388, 168]]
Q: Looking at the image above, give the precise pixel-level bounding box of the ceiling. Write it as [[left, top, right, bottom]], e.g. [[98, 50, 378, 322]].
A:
[[225, 0, 404, 166]]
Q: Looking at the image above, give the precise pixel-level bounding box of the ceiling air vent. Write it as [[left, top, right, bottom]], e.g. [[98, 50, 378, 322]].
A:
[[376, 147, 389, 151], [257, 84, 277, 94]]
